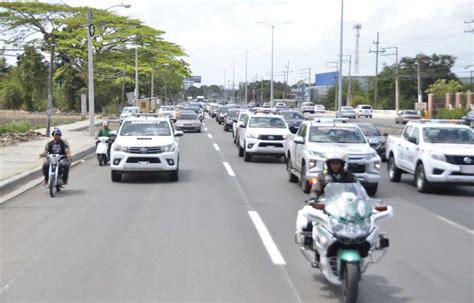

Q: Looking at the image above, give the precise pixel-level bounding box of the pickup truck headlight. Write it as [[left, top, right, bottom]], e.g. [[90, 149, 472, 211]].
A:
[[309, 150, 324, 157], [113, 144, 128, 152], [367, 152, 378, 159], [246, 133, 258, 139], [161, 143, 176, 152], [430, 152, 446, 162]]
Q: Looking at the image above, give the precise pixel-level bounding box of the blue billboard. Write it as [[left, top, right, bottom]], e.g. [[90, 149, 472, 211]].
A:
[[315, 71, 338, 86]]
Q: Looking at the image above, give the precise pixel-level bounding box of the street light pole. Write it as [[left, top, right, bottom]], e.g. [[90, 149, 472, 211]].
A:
[[232, 61, 235, 102], [46, 39, 55, 137], [417, 57, 422, 103], [381, 46, 399, 111], [87, 8, 95, 136], [245, 50, 248, 104], [135, 46, 139, 100], [337, 0, 344, 117]]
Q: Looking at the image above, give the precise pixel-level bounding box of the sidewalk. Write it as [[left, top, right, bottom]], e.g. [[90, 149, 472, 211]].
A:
[[0, 118, 105, 199]]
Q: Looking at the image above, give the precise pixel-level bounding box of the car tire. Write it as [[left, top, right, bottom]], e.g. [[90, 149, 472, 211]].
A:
[[365, 183, 378, 196], [111, 170, 122, 182], [287, 156, 298, 183], [169, 168, 179, 181], [244, 147, 252, 162], [238, 142, 244, 157], [301, 164, 311, 194], [388, 156, 402, 182], [415, 163, 432, 193]]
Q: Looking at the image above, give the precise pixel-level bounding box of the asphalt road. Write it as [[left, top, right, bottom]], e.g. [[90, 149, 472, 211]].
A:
[[1, 116, 473, 302]]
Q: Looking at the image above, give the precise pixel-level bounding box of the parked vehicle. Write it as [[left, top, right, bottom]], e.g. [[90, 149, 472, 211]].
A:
[[96, 130, 117, 166], [395, 110, 421, 124], [295, 182, 392, 303], [285, 119, 381, 195], [355, 104, 373, 118], [340, 106, 356, 119], [385, 120, 474, 192], [110, 115, 183, 182], [280, 110, 305, 134], [356, 123, 387, 161], [46, 154, 65, 197]]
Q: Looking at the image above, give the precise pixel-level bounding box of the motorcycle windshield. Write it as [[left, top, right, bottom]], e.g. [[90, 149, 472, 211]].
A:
[[324, 183, 375, 222]]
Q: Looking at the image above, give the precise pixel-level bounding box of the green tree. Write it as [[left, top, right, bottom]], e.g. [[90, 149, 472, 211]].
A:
[[425, 79, 463, 95]]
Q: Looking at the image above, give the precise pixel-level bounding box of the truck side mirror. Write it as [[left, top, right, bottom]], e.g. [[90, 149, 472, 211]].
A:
[[408, 136, 418, 144], [294, 136, 305, 144]]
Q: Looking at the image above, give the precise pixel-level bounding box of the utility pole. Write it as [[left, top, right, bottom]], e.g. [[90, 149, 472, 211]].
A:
[[261, 77, 264, 105], [344, 55, 352, 106], [46, 39, 55, 137], [381, 46, 400, 111], [150, 68, 154, 98], [87, 8, 95, 136], [369, 32, 384, 109], [121, 68, 126, 108], [353, 24, 361, 74], [232, 61, 235, 102], [245, 50, 248, 104], [134, 47, 139, 100], [337, 0, 344, 117], [417, 56, 422, 103], [223, 69, 226, 100]]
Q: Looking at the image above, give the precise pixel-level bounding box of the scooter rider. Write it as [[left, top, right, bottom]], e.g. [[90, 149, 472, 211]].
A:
[[40, 128, 72, 185], [97, 121, 111, 138], [309, 149, 357, 200]]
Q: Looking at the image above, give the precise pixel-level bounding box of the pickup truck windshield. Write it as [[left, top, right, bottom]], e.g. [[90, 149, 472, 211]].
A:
[[282, 112, 303, 120], [309, 126, 366, 143], [120, 121, 171, 136], [249, 117, 286, 128], [423, 127, 474, 144]]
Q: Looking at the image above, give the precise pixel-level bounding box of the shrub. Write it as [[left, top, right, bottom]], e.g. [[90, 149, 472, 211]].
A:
[[435, 108, 466, 119], [0, 121, 32, 134]]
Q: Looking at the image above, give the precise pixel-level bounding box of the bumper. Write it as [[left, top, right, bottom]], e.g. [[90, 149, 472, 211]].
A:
[[175, 125, 201, 132], [245, 138, 286, 156], [111, 151, 179, 172], [426, 161, 474, 184]]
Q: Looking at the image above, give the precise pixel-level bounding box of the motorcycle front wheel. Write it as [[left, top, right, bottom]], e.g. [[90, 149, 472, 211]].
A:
[[49, 175, 56, 197], [343, 262, 360, 303]]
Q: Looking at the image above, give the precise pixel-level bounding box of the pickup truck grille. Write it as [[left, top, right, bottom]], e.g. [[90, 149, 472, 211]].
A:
[[259, 142, 284, 148], [128, 146, 162, 154], [348, 163, 366, 173], [445, 155, 474, 165], [126, 157, 161, 163], [259, 135, 284, 140]]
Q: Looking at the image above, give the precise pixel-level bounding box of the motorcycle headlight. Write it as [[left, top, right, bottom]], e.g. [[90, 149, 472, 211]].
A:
[[246, 133, 258, 139], [49, 156, 59, 165], [430, 152, 446, 162], [161, 143, 176, 152], [330, 217, 371, 238]]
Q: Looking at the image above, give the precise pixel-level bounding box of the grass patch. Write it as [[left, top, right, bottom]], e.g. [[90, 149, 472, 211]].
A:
[[0, 121, 33, 134]]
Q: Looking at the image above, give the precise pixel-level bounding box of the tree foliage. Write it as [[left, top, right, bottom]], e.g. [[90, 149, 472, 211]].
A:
[[0, 2, 190, 111], [425, 79, 463, 95]]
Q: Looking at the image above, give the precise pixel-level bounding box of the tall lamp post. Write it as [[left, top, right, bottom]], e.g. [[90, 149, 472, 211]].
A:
[[336, 0, 344, 117], [87, 4, 130, 136], [256, 21, 291, 107]]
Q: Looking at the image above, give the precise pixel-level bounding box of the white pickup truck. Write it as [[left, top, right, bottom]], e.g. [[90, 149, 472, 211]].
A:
[[285, 119, 381, 195], [385, 120, 474, 192]]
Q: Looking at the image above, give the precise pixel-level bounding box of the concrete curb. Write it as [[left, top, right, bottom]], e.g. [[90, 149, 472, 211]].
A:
[[0, 145, 96, 203]]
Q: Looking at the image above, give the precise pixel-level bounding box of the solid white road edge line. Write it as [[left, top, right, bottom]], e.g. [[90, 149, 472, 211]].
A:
[[248, 211, 286, 265], [222, 162, 235, 176], [208, 134, 213, 139], [434, 215, 474, 235], [213, 143, 220, 151]]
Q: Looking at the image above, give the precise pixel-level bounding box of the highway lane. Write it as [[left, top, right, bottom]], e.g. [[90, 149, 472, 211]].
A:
[[0, 115, 472, 302]]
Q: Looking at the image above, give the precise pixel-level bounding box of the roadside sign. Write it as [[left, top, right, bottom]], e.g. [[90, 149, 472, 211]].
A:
[[80, 93, 87, 119]]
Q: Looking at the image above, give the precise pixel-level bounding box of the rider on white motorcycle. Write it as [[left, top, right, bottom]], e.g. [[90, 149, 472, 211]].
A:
[[309, 149, 358, 201], [96, 121, 112, 158]]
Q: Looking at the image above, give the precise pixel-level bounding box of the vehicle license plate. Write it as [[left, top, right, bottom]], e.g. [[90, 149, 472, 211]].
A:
[[460, 166, 474, 174], [138, 161, 149, 165]]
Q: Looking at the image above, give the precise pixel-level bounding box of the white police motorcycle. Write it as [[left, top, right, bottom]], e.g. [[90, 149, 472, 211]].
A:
[[295, 182, 393, 303]]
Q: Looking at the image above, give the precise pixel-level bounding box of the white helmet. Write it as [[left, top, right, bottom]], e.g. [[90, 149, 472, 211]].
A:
[[102, 121, 109, 126], [325, 149, 347, 171]]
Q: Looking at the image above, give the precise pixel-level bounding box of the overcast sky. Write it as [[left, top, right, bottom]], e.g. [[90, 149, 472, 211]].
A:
[[58, 0, 473, 85]]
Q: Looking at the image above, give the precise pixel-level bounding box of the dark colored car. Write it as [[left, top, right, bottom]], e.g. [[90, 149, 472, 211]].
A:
[[216, 106, 230, 124], [280, 110, 305, 134], [224, 109, 240, 132], [395, 110, 421, 124], [462, 110, 474, 128], [356, 122, 388, 161]]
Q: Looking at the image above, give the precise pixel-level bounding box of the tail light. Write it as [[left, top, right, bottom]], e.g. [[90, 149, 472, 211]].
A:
[[375, 205, 388, 212]]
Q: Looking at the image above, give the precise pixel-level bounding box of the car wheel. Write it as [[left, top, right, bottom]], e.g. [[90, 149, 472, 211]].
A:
[[169, 166, 179, 181], [388, 156, 402, 182], [244, 147, 252, 162], [111, 170, 122, 182], [301, 164, 311, 193], [238, 142, 244, 157], [287, 156, 298, 183], [415, 163, 432, 193]]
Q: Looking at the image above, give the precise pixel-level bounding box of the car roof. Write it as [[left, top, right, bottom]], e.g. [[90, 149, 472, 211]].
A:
[[124, 114, 168, 122]]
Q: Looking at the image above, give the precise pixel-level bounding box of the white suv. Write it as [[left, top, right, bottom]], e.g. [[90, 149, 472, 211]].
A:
[[355, 104, 373, 118], [237, 113, 291, 162], [119, 106, 140, 124], [158, 105, 176, 121], [110, 115, 183, 182]]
